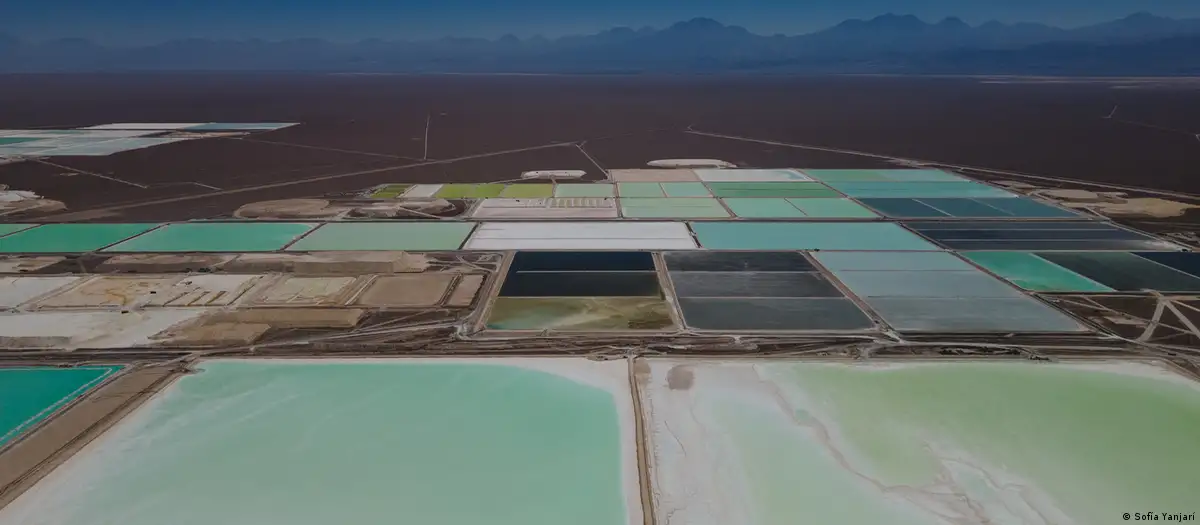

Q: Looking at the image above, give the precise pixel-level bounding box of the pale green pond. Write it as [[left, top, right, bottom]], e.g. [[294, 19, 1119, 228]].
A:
[[642, 360, 1200, 525], [0, 359, 639, 525]]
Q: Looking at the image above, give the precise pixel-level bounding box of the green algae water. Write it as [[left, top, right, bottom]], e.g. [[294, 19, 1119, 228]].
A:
[[643, 360, 1200, 525], [0, 366, 120, 447], [0, 359, 638, 525]]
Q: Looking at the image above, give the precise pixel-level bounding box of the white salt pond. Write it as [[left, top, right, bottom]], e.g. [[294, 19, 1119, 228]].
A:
[[639, 359, 1200, 525], [0, 358, 642, 525]]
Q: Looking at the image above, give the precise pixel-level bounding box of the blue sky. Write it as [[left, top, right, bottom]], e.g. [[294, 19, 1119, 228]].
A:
[[5, 0, 1200, 44]]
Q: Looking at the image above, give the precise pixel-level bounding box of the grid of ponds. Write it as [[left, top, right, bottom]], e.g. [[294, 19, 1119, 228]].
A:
[[6, 167, 1200, 523], [663, 251, 874, 331], [690, 222, 940, 250], [6, 218, 1184, 260], [905, 220, 1185, 251], [859, 197, 1080, 219], [0, 168, 1192, 338]]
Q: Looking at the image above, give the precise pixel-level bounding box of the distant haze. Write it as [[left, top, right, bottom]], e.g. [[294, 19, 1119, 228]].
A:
[[4, 0, 1200, 44], [2, 12, 1200, 75]]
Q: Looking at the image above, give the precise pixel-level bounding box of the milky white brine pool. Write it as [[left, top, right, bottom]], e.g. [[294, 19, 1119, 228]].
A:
[[639, 360, 1200, 525]]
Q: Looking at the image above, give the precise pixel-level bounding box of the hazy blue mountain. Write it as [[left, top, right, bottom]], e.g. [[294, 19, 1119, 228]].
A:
[[1, 13, 1198, 74], [1071, 12, 1200, 41]]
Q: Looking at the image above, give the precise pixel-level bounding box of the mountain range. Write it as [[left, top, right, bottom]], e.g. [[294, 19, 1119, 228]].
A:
[[1, 12, 1199, 75]]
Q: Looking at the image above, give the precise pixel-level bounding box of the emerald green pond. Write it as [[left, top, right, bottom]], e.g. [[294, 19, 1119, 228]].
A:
[[0, 366, 120, 448]]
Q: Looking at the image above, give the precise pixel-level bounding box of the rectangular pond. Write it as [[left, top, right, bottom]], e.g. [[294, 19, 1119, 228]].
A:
[[904, 220, 1183, 251], [859, 197, 1080, 219], [824, 181, 1014, 198], [286, 222, 476, 251], [694, 169, 811, 182], [803, 169, 967, 183], [488, 251, 675, 331], [465, 222, 697, 250], [0, 359, 642, 525], [0, 224, 161, 253], [639, 359, 1200, 525], [471, 198, 618, 219], [963, 251, 1116, 292], [705, 182, 840, 198], [722, 198, 878, 219], [620, 198, 730, 219], [813, 251, 1085, 332], [103, 223, 316, 253], [662, 251, 873, 331], [691, 222, 939, 251]]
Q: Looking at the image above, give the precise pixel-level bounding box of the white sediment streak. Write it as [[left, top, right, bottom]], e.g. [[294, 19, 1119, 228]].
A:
[[639, 360, 1089, 525]]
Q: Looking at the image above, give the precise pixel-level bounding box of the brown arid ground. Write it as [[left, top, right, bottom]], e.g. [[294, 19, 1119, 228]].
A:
[[1, 74, 1198, 221]]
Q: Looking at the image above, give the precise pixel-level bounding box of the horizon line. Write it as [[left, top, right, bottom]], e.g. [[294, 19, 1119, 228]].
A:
[[1, 10, 1184, 46]]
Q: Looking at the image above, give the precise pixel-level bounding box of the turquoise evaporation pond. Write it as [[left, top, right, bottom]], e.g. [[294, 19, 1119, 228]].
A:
[[103, 222, 317, 252], [0, 359, 638, 525], [690, 222, 939, 250], [0, 224, 34, 238], [0, 366, 121, 447], [642, 360, 1200, 525]]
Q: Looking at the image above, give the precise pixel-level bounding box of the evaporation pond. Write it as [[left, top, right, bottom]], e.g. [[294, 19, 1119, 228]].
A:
[[640, 360, 1200, 525], [0, 359, 641, 525], [0, 366, 121, 447]]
